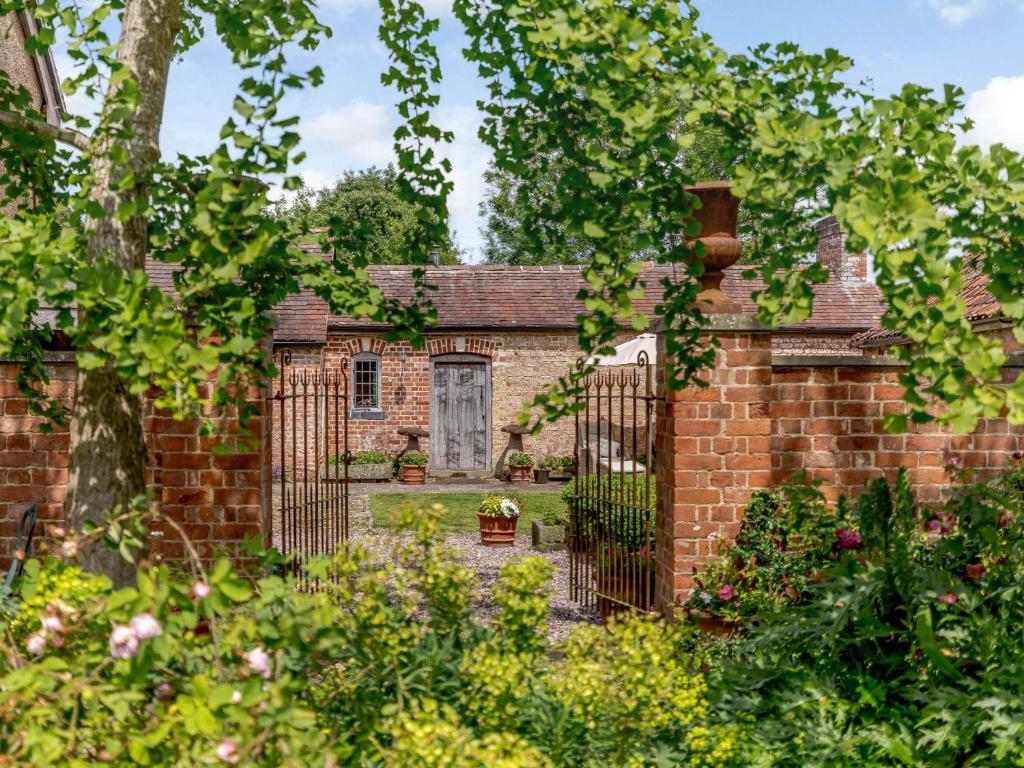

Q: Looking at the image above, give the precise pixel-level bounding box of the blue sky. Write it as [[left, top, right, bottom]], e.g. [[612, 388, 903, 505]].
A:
[[59, 1, 1024, 261]]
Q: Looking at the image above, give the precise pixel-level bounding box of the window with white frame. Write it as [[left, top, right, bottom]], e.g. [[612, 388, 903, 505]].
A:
[[352, 352, 382, 412]]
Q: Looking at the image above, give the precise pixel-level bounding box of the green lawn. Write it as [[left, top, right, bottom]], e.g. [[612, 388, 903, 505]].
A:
[[369, 492, 567, 533]]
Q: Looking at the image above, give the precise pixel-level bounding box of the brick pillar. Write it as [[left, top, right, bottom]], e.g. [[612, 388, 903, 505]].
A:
[[654, 315, 773, 614]]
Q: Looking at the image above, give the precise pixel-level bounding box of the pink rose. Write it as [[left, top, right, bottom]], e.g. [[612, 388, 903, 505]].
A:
[[835, 528, 862, 550], [938, 592, 959, 605], [216, 738, 240, 764], [26, 632, 47, 656], [243, 646, 272, 679], [155, 683, 174, 699], [109, 625, 139, 660], [717, 585, 734, 601], [192, 581, 211, 600], [41, 615, 64, 634], [129, 613, 163, 641]]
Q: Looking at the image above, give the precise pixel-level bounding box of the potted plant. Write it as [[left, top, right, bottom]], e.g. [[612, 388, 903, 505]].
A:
[[531, 507, 566, 552], [507, 451, 534, 485], [478, 495, 520, 547], [398, 451, 428, 484], [545, 455, 574, 481], [534, 459, 551, 484], [322, 450, 394, 481]]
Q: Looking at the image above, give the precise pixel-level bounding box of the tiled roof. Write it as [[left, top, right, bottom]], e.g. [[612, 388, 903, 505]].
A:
[[327, 263, 883, 333], [854, 257, 997, 348], [146, 258, 327, 344], [144, 259, 882, 342]]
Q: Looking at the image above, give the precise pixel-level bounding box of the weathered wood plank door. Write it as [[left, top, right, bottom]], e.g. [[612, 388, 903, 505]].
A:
[[432, 362, 488, 470]]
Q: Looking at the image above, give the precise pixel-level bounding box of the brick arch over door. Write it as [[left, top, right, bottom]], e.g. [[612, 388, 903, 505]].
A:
[[429, 353, 491, 471]]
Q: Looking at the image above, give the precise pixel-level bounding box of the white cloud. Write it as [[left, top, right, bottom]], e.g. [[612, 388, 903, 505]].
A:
[[925, 0, 989, 24], [963, 75, 1024, 152], [302, 99, 493, 260], [304, 100, 395, 167]]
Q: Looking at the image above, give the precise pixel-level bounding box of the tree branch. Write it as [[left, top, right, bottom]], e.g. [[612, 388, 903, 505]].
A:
[[0, 109, 90, 152]]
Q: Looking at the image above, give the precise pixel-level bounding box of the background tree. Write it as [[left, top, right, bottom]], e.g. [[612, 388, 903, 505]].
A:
[[272, 165, 462, 264], [479, 124, 734, 265]]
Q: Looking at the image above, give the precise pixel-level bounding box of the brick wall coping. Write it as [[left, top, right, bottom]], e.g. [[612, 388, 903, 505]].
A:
[[772, 351, 1024, 369], [0, 351, 76, 364], [651, 314, 770, 333], [772, 354, 902, 368]]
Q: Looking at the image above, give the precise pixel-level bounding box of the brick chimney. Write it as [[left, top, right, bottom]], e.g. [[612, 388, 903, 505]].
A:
[[815, 215, 868, 282]]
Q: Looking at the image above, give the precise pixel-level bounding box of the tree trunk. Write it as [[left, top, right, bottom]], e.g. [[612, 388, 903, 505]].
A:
[[65, 0, 182, 585]]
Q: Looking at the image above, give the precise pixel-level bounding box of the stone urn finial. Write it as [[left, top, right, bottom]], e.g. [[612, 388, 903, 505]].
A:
[[685, 181, 742, 313]]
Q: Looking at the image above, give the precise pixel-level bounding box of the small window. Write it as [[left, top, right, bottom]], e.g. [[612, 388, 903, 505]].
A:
[[352, 352, 382, 412]]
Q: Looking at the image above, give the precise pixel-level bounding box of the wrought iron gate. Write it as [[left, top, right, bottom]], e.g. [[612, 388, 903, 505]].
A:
[[268, 350, 349, 577], [569, 351, 659, 618]]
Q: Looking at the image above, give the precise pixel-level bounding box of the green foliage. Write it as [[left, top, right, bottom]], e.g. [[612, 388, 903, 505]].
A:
[[507, 451, 534, 468], [270, 166, 462, 264], [717, 469, 1024, 766], [348, 449, 391, 465], [0, 501, 739, 767], [561, 474, 657, 511], [398, 450, 428, 466], [539, 507, 565, 526], [686, 482, 840, 621], [479, 124, 776, 267], [542, 455, 574, 471]]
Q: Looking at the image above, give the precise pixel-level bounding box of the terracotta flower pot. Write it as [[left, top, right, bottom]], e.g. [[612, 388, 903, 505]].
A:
[[478, 513, 518, 547], [509, 465, 532, 485], [400, 464, 426, 484]]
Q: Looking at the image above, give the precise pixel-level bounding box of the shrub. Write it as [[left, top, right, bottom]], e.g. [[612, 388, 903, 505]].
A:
[[716, 469, 1024, 766], [0, 503, 736, 767], [398, 450, 428, 466], [507, 451, 533, 468], [560, 474, 657, 514], [685, 481, 838, 621], [539, 507, 565, 526]]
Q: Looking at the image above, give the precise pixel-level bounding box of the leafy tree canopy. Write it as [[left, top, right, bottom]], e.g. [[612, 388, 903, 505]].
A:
[[479, 124, 734, 266], [270, 166, 462, 264], [2, 0, 1024, 578]]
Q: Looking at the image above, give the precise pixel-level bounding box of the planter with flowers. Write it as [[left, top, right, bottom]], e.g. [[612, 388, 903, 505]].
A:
[[398, 451, 428, 484], [685, 482, 843, 633], [507, 452, 534, 485], [478, 495, 520, 547]]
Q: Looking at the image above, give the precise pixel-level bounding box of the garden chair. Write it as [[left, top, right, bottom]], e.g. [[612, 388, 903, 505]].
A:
[[577, 420, 647, 475], [0, 504, 38, 612]]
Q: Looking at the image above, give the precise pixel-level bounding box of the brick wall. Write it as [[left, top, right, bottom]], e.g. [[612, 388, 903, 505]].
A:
[[771, 358, 1024, 504], [0, 356, 269, 568], [654, 329, 1024, 612]]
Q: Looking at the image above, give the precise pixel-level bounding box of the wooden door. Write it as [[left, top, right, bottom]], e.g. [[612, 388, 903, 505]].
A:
[[432, 362, 488, 470]]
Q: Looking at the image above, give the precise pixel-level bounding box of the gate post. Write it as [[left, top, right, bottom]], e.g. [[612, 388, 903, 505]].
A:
[[653, 315, 774, 616]]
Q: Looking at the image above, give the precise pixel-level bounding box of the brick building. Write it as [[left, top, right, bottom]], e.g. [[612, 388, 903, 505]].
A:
[[241, 217, 882, 476]]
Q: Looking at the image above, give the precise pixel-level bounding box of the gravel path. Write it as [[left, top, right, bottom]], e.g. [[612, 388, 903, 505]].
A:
[[350, 494, 598, 642], [272, 487, 599, 640], [441, 531, 598, 642]]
